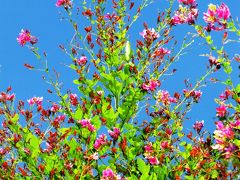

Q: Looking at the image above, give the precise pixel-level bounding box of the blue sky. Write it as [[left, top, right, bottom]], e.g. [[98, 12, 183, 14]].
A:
[[0, 0, 239, 133]]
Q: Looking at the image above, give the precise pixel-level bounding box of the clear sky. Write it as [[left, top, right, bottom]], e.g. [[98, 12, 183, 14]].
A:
[[0, 0, 239, 133]]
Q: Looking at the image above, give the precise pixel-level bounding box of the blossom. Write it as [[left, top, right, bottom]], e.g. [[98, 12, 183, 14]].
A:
[[140, 28, 159, 39], [153, 47, 171, 58], [142, 79, 160, 92], [70, 93, 78, 106], [156, 90, 177, 105], [102, 168, 116, 179], [193, 120, 204, 133], [146, 155, 159, 165], [0, 93, 15, 102], [17, 29, 38, 46], [178, 0, 196, 6], [108, 127, 120, 140], [203, 3, 231, 31], [50, 104, 60, 112], [216, 3, 231, 20], [160, 141, 169, 149], [56, 0, 71, 7], [183, 89, 202, 102], [27, 97, 43, 106], [94, 134, 107, 150], [219, 88, 232, 100], [171, 5, 198, 25], [77, 56, 87, 66], [104, 13, 117, 20], [216, 105, 227, 117], [90, 152, 99, 160], [78, 119, 96, 132], [144, 143, 153, 152]]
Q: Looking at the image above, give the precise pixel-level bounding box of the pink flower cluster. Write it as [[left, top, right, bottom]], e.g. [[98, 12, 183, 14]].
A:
[[94, 134, 107, 150], [156, 90, 177, 106], [140, 28, 159, 39], [144, 143, 159, 165], [17, 29, 38, 46], [178, 0, 196, 6], [144, 143, 153, 153], [78, 119, 96, 132], [193, 120, 204, 133], [27, 97, 43, 106], [203, 3, 231, 31], [216, 105, 227, 117], [212, 121, 239, 158], [171, 5, 198, 25], [52, 115, 66, 128], [183, 89, 202, 102], [145, 155, 159, 165], [219, 88, 232, 100], [104, 13, 117, 20], [0, 93, 15, 102], [101, 168, 119, 180], [153, 47, 171, 58], [56, 0, 72, 7], [108, 127, 120, 140], [140, 28, 159, 45], [142, 79, 160, 92], [51, 104, 61, 113], [77, 56, 87, 66], [70, 93, 78, 106]]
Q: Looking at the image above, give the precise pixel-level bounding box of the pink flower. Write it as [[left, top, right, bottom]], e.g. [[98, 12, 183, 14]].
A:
[[203, 3, 231, 31], [224, 144, 237, 159], [56, 0, 71, 7], [216, 105, 227, 117], [216, 121, 224, 129], [78, 119, 96, 132], [178, 0, 196, 6], [144, 143, 153, 152], [77, 56, 87, 66], [70, 93, 78, 106], [140, 28, 159, 40], [148, 156, 159, 165], [193, 120, 204, 133], [90, 152, 99, 160], [193, 90, 202, 102], [102, 168, 116, 179], [171, 5, 198, 25], [27, 97, 43, 106], [166, 128, 172, 136], [153, 47, 171, 58], [219, 88, 232, 100], [94, 134, 107, 150], [17, 29, 38, 46], [104, 13, 117, 20], [51, 104, 60, 112], [108, 127, 120, 140], [160, 141, 169, 149], [142, 80, 160, 92], [216, 3, 231, 20]]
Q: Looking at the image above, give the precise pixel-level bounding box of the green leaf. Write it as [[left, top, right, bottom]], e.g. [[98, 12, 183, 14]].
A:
[[129, 175, 138, 180], [180, 141, 186, 146], [12, 114, 19, 124], [149, 173, 158, 180], [140, 174, 149, 180], [211, 170, 219, 178], [206, 36, 213, 45], [74, 108, 83, 120], [235, 84, 240, 93], [137, 158, 150, 175]]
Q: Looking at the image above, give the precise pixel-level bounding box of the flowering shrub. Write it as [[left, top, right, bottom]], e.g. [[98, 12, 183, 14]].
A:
[[0, 0, 239, 179]]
